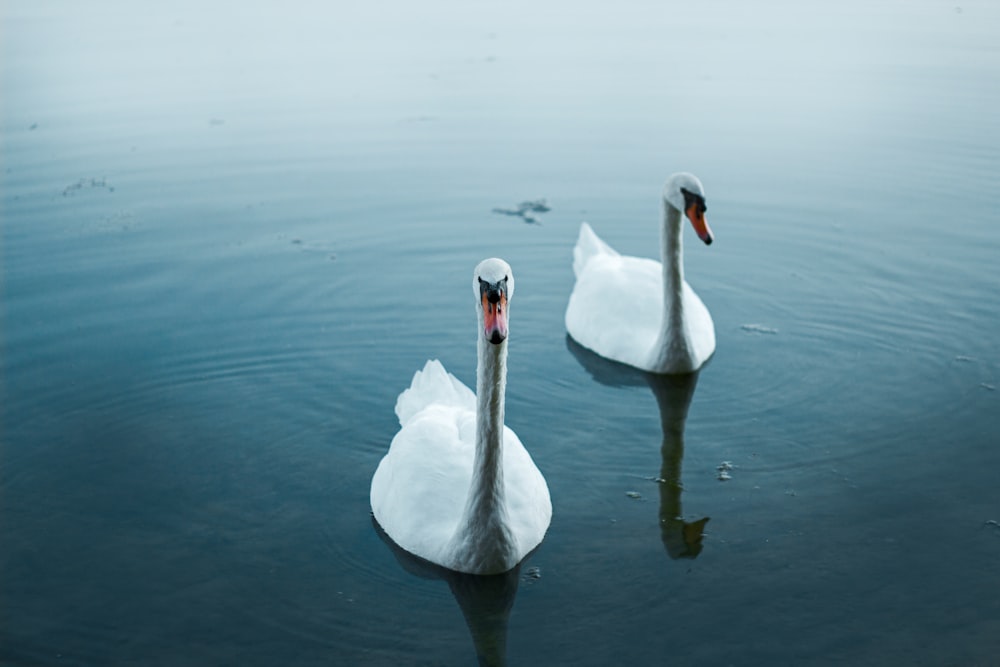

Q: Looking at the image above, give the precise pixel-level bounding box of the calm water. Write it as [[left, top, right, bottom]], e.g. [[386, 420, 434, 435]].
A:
[[3, 1, 999, 665]]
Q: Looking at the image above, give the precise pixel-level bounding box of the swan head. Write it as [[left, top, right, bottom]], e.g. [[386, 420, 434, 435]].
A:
[[473, 258, 514, 345], [664, 172, 714, 245]]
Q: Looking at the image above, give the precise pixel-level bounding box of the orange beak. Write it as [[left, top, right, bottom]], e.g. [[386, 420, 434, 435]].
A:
[[482, 293, 508, 344], [686, 203, 714, 245]]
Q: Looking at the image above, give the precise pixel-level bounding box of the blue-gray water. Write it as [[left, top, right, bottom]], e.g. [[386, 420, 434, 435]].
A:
[[2, 1, 999, 665]]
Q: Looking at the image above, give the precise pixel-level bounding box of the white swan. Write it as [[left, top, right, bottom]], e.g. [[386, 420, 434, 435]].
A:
[[370, 258, 551, 575], [565, 172, 716, 374]]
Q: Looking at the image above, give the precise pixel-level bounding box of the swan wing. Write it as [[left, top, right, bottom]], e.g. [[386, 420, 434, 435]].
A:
[[371, 402, 477, 565], [682, 281, 716, 368], [566, 248, 663, 370], [502, 429, 552, 552], [372, 401, 550, 566], [395, 359, 476, 427], [572, 221, 620, 278]]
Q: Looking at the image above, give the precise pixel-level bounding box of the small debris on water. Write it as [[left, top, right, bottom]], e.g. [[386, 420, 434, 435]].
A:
[[740, 324, 778, 335], [626, 490, 642, 499], [492, 198, 550, 224], [955, 355, 976, 363], [717, 461, 733, 481], [980, 383, 995, 391], [63, 177, 114, 196], [96, 209, 137, 232]]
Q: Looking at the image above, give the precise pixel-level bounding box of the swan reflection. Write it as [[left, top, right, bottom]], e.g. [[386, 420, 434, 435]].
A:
[[567, 335, 710, 559], [373, 517, 522, 667]]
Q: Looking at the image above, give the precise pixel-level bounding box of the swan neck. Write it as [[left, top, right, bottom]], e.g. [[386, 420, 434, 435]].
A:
[[661, 201, 686, 329], [475, 334, 507, 466], [647, 200, 694, 372], [448, 329, 515, 573]]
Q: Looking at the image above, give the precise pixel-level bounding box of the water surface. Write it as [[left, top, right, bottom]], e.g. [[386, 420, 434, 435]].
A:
[[3, 1, 999, 665]]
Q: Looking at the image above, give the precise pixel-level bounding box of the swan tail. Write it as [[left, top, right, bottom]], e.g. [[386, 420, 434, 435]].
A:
[[572, 222, 618, 277], [395, 359, 475, 426]]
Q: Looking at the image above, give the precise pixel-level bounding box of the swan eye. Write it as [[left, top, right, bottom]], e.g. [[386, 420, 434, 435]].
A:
[[681, 188, 707, 214], [479, 276, 506, 304]]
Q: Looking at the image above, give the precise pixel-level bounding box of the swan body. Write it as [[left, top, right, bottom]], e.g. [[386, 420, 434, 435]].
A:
[[371, 259, 551, 575], [566, 172, 716, 374]]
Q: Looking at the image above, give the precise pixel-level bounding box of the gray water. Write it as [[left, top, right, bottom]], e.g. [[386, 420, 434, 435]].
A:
[[2, 1, 999, 665]]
